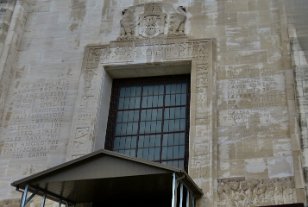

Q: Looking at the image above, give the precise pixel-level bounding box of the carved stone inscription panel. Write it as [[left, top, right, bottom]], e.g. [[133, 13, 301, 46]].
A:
[[1, 78, 71, 160], [217, 177, 297, 207]]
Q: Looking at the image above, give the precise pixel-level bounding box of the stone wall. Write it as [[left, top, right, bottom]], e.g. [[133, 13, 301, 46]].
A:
[[290, 19, 308, 203], [0, 0, 306, 207]]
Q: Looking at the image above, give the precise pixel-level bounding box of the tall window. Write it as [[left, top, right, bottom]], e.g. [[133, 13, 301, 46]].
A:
[[105, 75, 190, 170]]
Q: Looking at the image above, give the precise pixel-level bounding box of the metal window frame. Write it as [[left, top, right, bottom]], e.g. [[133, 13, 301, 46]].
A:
[[105, 75, 191, 171]]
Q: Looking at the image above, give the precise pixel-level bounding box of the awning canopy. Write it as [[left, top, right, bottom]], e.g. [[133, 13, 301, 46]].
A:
[[12, 150, 202, 206]]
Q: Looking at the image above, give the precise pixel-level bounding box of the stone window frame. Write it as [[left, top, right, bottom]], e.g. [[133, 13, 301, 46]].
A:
[[65, 37, 214, 196]]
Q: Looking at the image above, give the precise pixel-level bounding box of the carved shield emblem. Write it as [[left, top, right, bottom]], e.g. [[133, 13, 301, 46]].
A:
[[139, 14, 166, 38]]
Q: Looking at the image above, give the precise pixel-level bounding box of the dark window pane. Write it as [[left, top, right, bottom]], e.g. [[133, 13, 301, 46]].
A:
[[115, 124, 122, 136], [179, 119, 186, 130], [153, 86, 159, 95], [145, 122, 151, 133], [142, 148, 148, 159], [176, 84, 182, 93], [119, 138, 125, 149], [144, 135, 149, 147], [155, 121, 162, 132], [167, 147, 173, 159], [148, 148, 154, 160], [125, 137, 131, 148], [174, 119, 180, 131], [142, 97, 147, 108], [138, 136, 144, 147], [167, 134, 174, 146], [154, 147, 160, 160], [107, 75, 190, 171], [139, 122, 145, 134], [118, 98, 124, 109], [137, 149, 143, 158], [174, 146, 179, 159], [155, 135, 160, 147], [178, 160, 184, 169], [152, 96, 159, 107], [147, 96, 153, 108], [129, 149, 136, 157], [158, 95, 163, 106], [120, 88, 126, 97], [162, 135, 168, 146], [181, 94, 186, 105], [131, 137, 137, 148], [132, 123, 138, 134], [165, 95, 170, 106], [179, 146, 185, 157], [179, 133, 185, 145], [114, 138, 120, 150], [162, 147, 167, 159], [149, 135, 155, 147], [181, 83, 187, 93], [170, 95, 176, 106], [124, 98, 129, 109]]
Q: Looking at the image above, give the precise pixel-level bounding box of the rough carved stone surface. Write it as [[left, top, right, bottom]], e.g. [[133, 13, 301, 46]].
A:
[[118, 3, 187, 40], [217, 177, 296, 207]]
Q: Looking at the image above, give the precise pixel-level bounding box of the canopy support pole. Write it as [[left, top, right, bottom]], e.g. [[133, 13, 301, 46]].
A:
[[171, 173, 178, 207], [40, 195, 46, 207], [20, 185, 29, 207], [186, 190, 190, 207], [192, 194, 195, 207], [26, 192, 37, 204], [179, 183, 183, 207]]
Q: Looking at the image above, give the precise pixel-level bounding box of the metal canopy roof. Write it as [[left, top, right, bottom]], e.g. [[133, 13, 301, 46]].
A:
[[12, 149, 202, 205]]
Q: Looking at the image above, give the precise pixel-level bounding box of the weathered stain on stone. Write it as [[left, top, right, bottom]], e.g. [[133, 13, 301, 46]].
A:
[[100, 0, 116, 34], [69, 23, 78, 31], [5, 111, 11, 121], [69, 0, 86, 31], [70, 0, 86, 21], [0, 199, 20, 207]]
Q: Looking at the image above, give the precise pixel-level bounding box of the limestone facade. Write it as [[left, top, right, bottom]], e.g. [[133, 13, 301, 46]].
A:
[[0, 0, 307, 207]]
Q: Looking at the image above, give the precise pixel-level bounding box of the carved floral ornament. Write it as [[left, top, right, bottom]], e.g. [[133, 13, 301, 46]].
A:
[[119, 3, 187, 40]]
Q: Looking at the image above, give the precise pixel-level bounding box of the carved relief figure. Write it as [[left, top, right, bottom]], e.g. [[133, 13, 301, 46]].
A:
[[168, 6, 186, 35], [119, 8, 136, 39]]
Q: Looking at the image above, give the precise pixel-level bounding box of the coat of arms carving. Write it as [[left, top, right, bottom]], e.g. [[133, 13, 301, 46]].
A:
[[118, 3, 186, 40], [138, 3, 166, 38]]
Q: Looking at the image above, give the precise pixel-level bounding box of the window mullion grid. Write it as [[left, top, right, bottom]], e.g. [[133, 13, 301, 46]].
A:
[[106, 75, 190, 170]]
